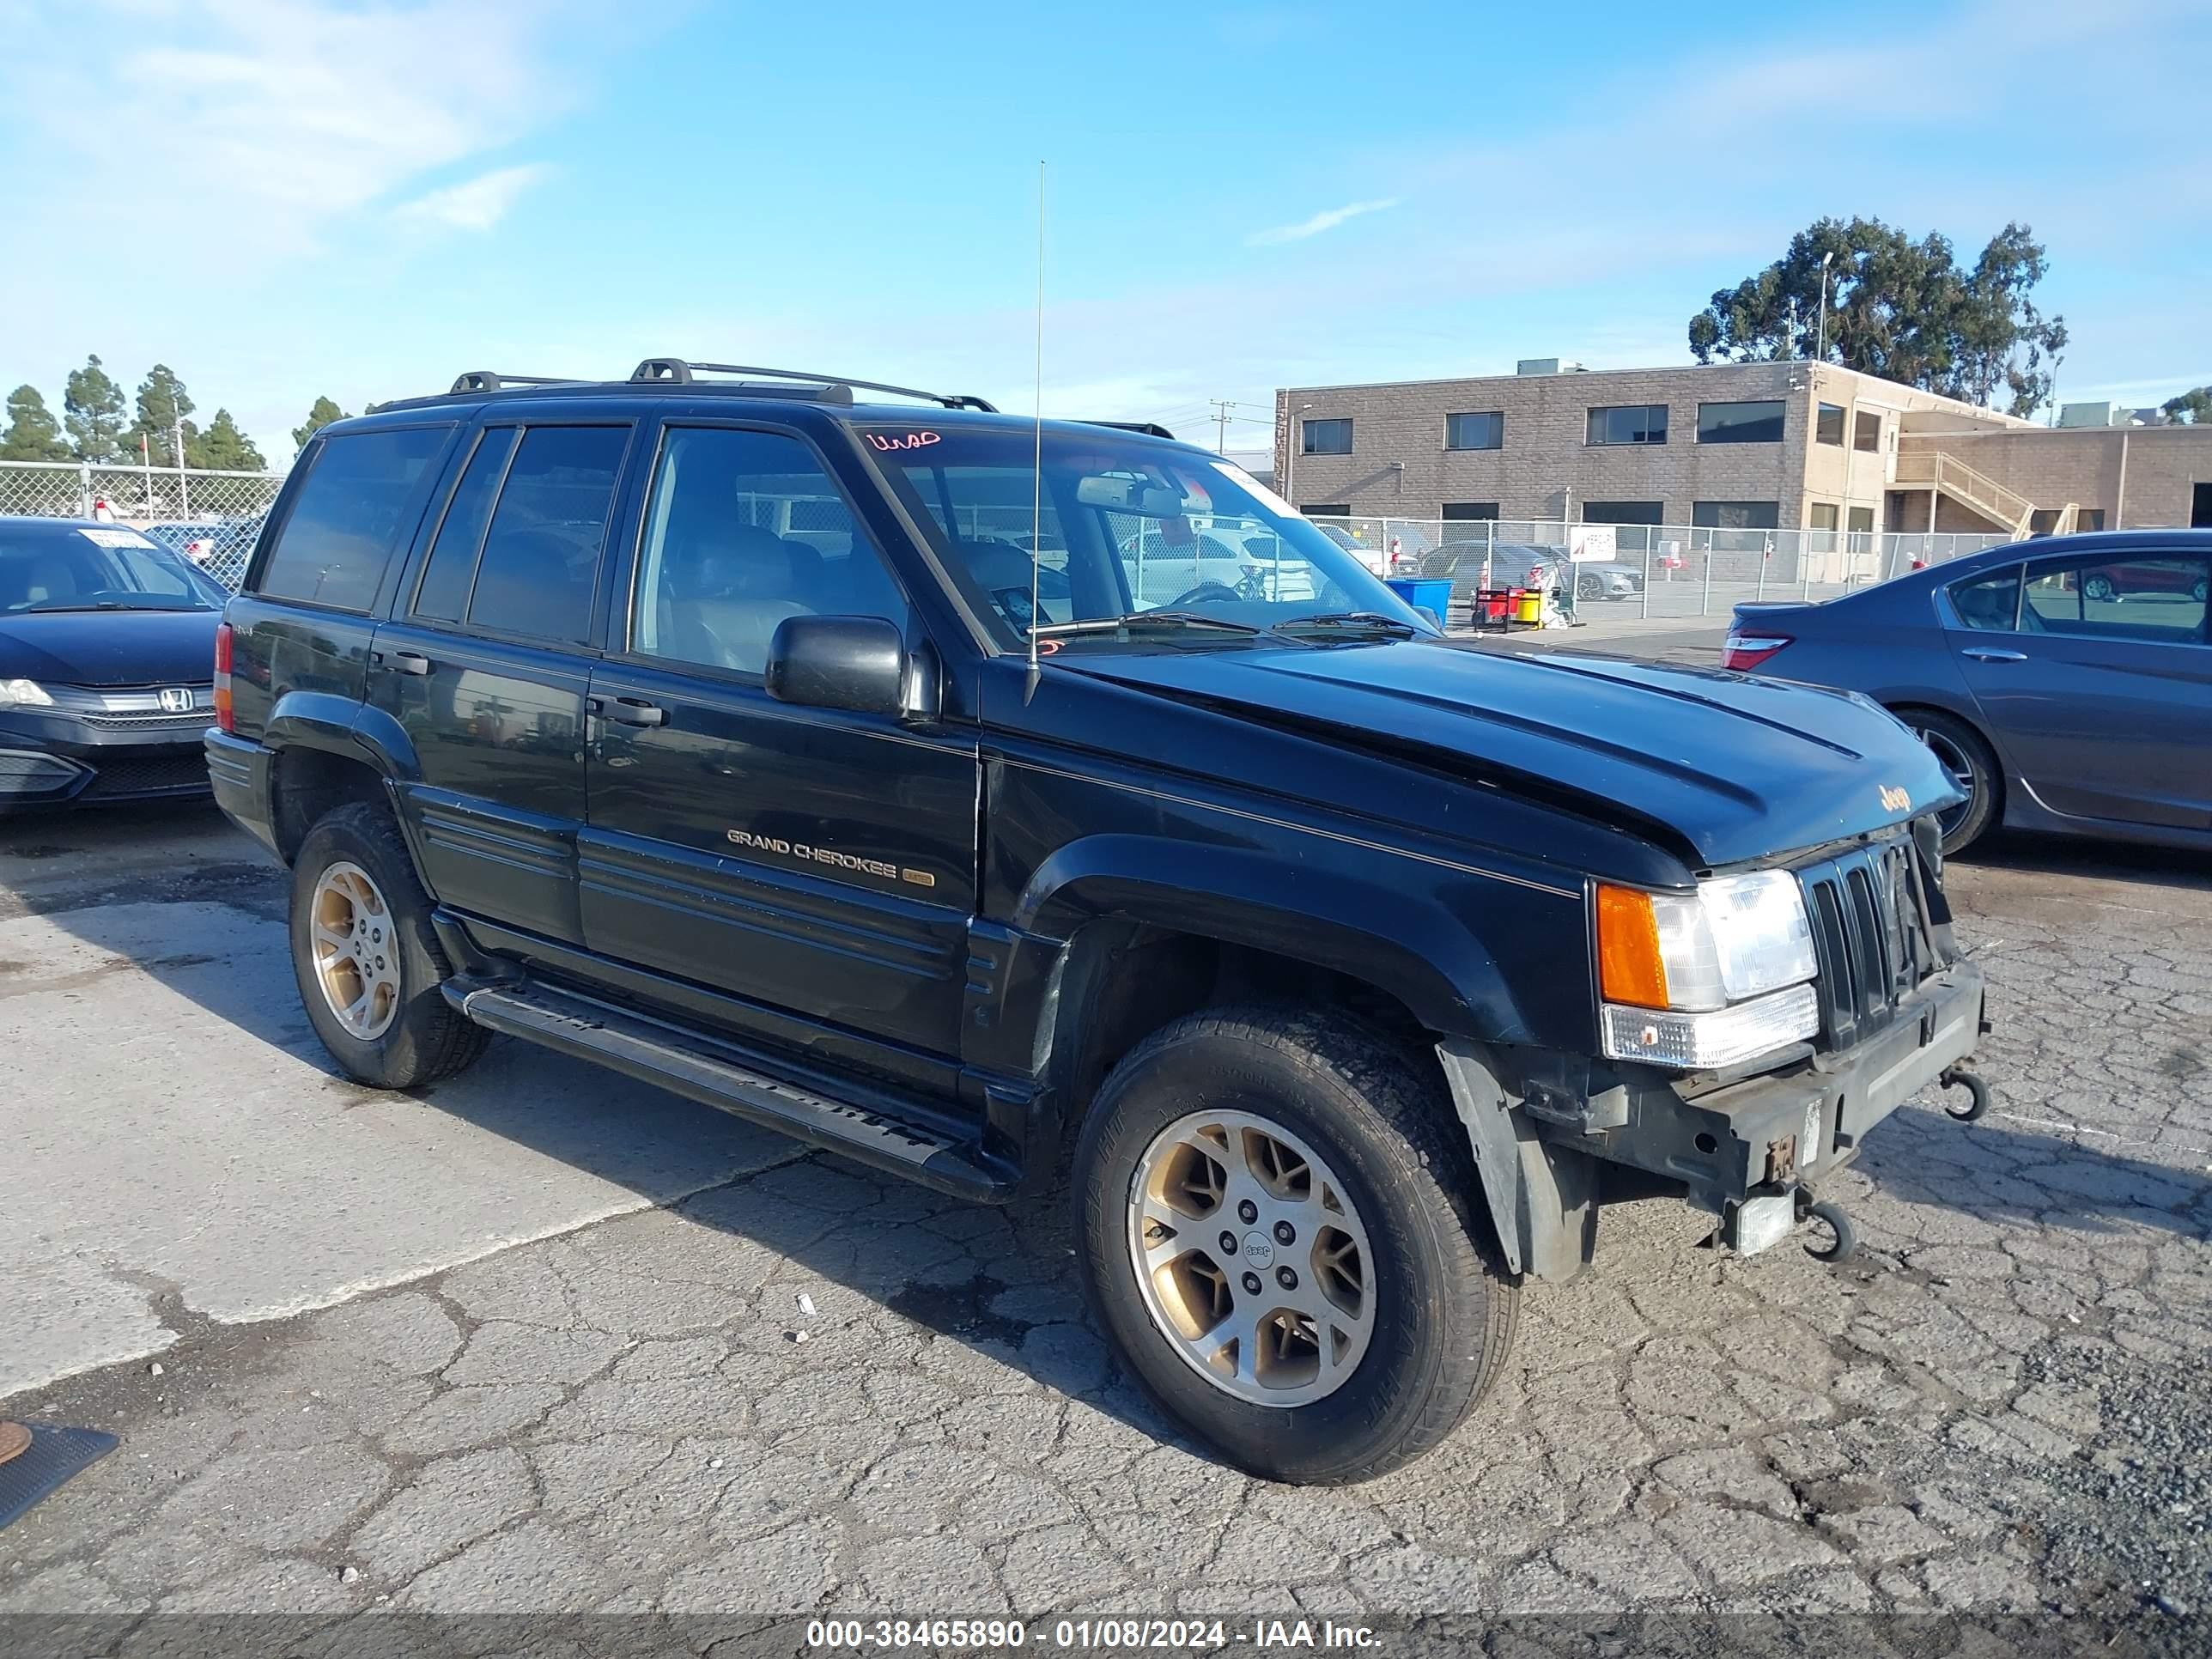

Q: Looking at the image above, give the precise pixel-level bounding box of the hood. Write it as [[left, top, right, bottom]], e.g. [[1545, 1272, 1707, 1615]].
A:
[[0, 608, 222, 688], [1061, 639, 1958, 869]]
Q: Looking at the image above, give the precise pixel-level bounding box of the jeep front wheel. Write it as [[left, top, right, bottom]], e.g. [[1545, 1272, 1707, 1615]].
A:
[[289, 800, 489, 1089], [1074, 1009, 1517, 1484]]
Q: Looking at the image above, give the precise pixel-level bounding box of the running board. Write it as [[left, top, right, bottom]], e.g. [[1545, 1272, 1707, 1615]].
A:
[[443, 977, 1018, 1200]]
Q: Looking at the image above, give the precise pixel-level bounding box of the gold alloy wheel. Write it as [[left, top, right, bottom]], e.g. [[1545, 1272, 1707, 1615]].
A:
[[308, 860, 402, 1042], [1127, 1108, 1376, 1407]]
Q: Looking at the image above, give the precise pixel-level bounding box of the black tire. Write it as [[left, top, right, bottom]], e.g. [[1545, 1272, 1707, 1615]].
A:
[[1073, 1008, 1517, 1485], [1898, 707, 2000, 856], [289, 799, 489, 1089]]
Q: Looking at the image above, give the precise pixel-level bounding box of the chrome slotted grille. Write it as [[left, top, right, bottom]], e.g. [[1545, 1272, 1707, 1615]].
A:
[[1799, 838, 1930, 1051]]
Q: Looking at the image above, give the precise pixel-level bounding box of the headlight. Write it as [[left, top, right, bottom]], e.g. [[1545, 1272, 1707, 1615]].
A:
[[0, 678, 54, 708], [1596, 872, 1820, 1067]]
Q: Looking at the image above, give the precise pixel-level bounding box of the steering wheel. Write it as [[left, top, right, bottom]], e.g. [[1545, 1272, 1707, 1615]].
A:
[[1165, 580, 1243, 608]]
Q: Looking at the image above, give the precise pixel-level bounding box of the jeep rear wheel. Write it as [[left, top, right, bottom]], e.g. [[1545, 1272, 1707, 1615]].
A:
[[1075, 1009, 1517, 1484], [289, 801, 489, 1089]]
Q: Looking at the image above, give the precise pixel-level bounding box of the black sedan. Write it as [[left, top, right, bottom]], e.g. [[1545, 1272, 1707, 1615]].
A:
[[0, 517, 227, 809], [1724, 529, 2212, 855]]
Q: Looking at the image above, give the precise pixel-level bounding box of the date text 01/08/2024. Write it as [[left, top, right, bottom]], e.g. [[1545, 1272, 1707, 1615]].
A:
[[801, 1619, 1381, 1649]]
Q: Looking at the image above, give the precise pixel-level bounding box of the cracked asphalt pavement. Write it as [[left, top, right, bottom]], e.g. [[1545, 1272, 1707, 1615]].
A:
[[3, 803, 2209, 1644]]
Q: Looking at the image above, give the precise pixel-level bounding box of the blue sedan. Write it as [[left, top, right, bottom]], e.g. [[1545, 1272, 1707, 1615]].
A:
[[1724, 529, 2212, 855]]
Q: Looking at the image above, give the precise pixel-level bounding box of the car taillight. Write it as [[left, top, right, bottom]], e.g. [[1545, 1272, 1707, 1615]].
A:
[[214, 622, 234, 732], [1723, 632, 1793, 672]]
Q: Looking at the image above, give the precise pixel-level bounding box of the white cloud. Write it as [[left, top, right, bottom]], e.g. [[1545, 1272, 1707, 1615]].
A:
[[1248, 198, 1400, 246], [394, 164, 556, 232]]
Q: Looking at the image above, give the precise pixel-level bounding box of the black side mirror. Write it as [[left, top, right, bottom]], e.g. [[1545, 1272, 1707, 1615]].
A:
[[764, 615, 911, 719]]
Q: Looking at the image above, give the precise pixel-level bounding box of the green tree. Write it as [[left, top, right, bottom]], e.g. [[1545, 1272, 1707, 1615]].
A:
[[1, 385, 73, 461], [1687, 217, 2069, 418], [292, 395, 348, 451], [63, 353, 130, 460], [187, 409, 266, 471], [2160, 386, 2212, 424], [132, 363, 199, 466]]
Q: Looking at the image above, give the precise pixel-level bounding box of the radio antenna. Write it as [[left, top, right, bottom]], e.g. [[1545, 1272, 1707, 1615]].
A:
[[1027, 159, 1046, 693]]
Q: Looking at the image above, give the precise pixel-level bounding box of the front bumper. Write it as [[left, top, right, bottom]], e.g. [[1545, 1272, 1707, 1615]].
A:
[[1607, 958, 1986, 1215], [0, 710, 215, 808]]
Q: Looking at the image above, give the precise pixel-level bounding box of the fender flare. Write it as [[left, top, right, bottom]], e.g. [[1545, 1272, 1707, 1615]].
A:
[[264, 690, 420, 782], [1018, 834, 1537, 1046]]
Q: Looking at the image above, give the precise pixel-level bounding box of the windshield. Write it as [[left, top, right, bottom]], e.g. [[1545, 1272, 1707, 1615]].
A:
[[860, 424, 1431, 648], [0, 524, 222, 612]]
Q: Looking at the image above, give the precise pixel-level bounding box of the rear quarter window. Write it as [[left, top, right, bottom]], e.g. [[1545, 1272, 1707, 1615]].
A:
[[255, 426, 452, 611]]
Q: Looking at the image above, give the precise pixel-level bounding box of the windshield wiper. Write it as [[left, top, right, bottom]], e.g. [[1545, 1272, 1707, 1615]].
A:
[[1272, 611, 1422, 638], [1030, 611, 1261, 640]]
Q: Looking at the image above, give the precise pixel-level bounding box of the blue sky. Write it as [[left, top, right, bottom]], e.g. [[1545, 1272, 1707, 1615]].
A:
[[4, 0, 2208, 462]]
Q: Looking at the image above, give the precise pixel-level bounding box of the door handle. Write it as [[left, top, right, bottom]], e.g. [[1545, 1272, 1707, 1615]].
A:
[[1960, 647, 2027, 663], [588, 696, 666, 726], [373, 648, 433, 675]]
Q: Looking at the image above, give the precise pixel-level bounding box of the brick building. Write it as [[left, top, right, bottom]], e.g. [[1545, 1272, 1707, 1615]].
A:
[[1274, 360, 2212, 538]]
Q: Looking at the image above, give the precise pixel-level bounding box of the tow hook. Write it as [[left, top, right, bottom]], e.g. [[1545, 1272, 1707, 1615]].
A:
[[1796, 1187, 1857, 1263], [1940, 1066, 1990, 1123]]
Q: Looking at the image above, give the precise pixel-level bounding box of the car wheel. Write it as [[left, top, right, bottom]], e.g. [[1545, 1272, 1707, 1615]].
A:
[[290, 800, 489, 1089], [1898, 708, 1999, 856], [2083, 574, 2116, 602], [1075, 1008, 1517, 1485]]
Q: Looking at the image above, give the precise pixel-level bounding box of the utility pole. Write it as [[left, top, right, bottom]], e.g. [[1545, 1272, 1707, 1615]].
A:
[[1817, 249, 1834, 364], [1208, 398, 1239, 454], [174, 416, 191, 515]]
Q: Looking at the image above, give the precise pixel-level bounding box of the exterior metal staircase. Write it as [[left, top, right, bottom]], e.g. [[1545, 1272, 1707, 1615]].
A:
[[1890, 451, 2074, 540]]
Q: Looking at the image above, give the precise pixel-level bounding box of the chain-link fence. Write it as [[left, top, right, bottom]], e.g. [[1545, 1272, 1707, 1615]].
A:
[[1, 459, 288, 591], [1313, 516, 2014, 622]]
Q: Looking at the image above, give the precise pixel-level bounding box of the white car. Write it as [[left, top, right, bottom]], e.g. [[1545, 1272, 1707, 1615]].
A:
[[1120, 522, 1317, 608]]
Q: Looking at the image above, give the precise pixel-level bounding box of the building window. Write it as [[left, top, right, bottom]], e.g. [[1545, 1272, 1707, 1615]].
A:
[[1692, 501, 1780, 531], [1587, 404, 1668, 446], [1815, 404, 1845, 446], [1301, 502, 1351, 518], [1846, 505, 1875, 533], [1696, 400, 1786, 444], [1442, 501, 1499, 521], [1583, 501, 1664, 526], [1301, 417, 1352, 455], [1853, 410, 1882, 453], [1443, 411, 1503, 451], [1808, 502, 1839, 531]]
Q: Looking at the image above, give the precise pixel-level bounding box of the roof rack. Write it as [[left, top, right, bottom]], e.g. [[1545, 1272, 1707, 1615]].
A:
[[629, 359, 997, 413], [448, 370, 585, 394], [1080, 420, 1178, 441]]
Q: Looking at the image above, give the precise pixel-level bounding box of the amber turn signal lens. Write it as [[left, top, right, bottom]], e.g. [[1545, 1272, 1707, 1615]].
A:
[[1595, 884, 1670, 1009]]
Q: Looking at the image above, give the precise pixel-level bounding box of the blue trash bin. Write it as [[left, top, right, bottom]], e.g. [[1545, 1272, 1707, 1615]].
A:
[[1382, 577, 1453, 629]]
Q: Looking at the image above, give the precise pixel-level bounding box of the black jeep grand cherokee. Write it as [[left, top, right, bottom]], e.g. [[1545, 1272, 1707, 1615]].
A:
[[208, 360, 1990, 1484]]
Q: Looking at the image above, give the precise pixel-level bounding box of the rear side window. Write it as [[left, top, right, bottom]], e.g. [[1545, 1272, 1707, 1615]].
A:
[[256, 427, 449, 611], [1948, 566, 2021, 631], [465, 425, 629, 643], [413, 427, 519, 622]]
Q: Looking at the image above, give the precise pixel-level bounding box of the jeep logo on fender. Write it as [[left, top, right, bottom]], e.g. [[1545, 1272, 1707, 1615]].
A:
[[1878, 784, 1911, 812]]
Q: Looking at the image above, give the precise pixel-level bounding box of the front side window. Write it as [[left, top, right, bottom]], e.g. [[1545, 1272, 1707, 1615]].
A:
[[2024, 556, 2209, 643], [1696, 400, 1784, 444], [1949, 566, 2021, 631], [1816, 404, 1845, 445], [256, 425, 450, 611], [631, 427, 907, 676], [1587, 404, 1667, 446], [1301, 417, 1352, 455], [1443, 411, 1502, 451], [1692, 501, 1780, 531], [863, 424, 1425, 652], [466, 424, 629, 643]]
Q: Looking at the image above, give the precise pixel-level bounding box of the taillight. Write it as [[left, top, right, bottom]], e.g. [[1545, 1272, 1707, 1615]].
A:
[[213, 622, 234, 732], [1723, 632, 1793, 672]]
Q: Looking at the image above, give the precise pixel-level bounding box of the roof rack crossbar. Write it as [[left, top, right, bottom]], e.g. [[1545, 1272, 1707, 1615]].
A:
[[449, 370, 586, 394], [1079, 420, 1178, 441], [629, 359, 996, 413]]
